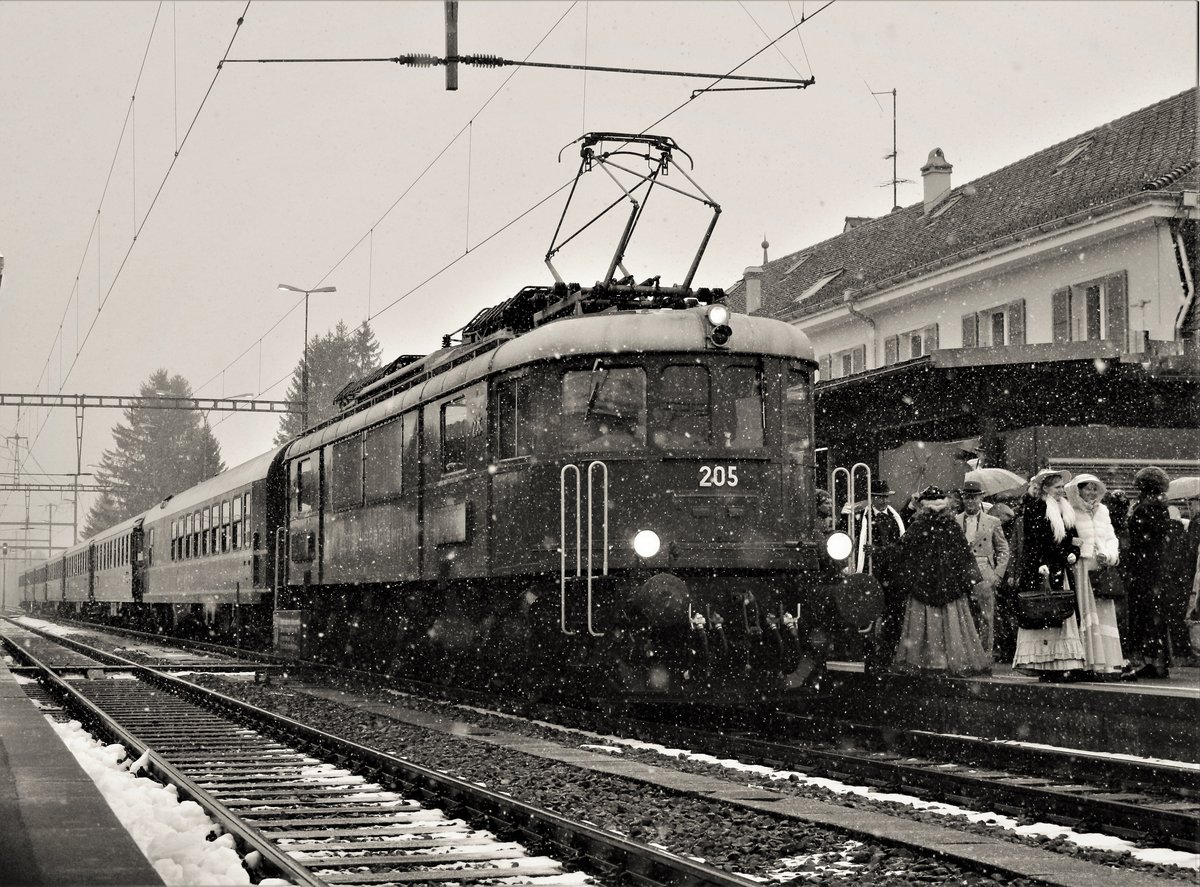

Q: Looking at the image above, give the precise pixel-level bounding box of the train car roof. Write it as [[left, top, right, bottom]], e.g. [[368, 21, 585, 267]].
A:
[[90, 510, 149, 544], [285, 308, 814, 458], [490, 307, 814, 371], [143, 447, 282, 523]]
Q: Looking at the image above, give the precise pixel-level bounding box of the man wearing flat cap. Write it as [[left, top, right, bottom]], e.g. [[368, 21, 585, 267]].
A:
[[955, 480, 1010, 658]]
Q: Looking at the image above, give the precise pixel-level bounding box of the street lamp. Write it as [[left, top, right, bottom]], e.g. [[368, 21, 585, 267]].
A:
[[278, 283, 337, 430]]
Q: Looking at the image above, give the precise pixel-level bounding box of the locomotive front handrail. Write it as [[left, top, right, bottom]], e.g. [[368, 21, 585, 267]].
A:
[[586, 460, 608, 637], [560, 465, 581, 636], [831, 463, 872, 575], [559, 461, 609, 637]]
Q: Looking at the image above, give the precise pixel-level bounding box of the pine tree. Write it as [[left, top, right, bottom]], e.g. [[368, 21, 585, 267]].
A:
[[273, 319, 383, 446], [84, 370, 225, 536]]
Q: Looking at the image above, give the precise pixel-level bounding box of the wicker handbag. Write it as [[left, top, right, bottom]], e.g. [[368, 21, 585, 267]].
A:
[[1087, 567, 1125, 600], [1017, 573, 1076, 629]]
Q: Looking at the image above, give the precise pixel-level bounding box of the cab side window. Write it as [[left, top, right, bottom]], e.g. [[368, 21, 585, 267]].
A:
[[441, 385, 485, 474], [365, 419, 403, 502], [496, 376, 538, 460], [332, 434, 366, 510], [295, 458, 316, 515]]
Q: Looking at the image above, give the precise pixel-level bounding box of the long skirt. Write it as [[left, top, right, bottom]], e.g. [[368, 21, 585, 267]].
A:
[[893, 595, 991, 675], [1073, 558, 1125, 674], [1013, 604, 1086, 674]]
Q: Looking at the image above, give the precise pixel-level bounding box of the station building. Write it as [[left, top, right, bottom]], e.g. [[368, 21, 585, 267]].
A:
[[727, 88, 1200, 497]]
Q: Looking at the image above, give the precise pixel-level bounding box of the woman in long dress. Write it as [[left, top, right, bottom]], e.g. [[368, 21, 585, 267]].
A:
[[891, 487, 991, 676], [1064, 473, 1125, 678], [1013, 468, 1086, 680]]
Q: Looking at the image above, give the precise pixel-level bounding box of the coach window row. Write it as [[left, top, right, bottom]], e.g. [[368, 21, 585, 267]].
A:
[[97, 534, 130, 571], [67, 551, 88, 576], [169, 493, 251, 561]]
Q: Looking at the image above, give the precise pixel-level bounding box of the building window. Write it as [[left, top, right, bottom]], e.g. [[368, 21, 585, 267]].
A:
[[823, 345, 866, 379], [1052, 271, 1127, 345], [961, 300, 1025, 349], [884, 325, 939, 365]]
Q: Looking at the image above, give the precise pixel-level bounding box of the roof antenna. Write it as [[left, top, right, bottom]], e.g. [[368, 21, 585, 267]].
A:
[[866, 83, 912, 212]]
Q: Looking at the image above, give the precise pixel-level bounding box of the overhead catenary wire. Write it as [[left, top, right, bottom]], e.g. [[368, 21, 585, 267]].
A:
[[196, 0, 582, 397], [17, 1, 253, 484], [28, 2, 167, 409], [222, 52, 816, 90]]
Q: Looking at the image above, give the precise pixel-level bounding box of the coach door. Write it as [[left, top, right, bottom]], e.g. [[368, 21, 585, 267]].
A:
[[559, 460, 608, 637]]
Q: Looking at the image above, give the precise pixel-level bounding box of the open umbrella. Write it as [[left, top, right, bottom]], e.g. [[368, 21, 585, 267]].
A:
[[1167, 476, 1200, 501], [964, 467, 1027, 497]]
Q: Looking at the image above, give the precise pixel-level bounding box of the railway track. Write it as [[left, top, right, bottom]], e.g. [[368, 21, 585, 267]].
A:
[[9, 614, 1197, 884], [614, 704, 1200, 854], [1, 620, 755, 887]]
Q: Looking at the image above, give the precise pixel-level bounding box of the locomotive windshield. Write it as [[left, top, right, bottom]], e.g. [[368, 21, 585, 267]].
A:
[[561, 359, 765, 454]]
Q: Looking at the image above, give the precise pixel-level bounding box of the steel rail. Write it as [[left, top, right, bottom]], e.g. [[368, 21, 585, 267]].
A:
[[7, 620, 760, 887], [0, 632, 325, 887]]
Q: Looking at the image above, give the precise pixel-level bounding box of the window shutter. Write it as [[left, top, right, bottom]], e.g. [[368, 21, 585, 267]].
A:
[[1052, 287, 1071, 342], [819, 355, 831, 381], [923, 323, 939, 353], [884, 335, 899, 365], [961, 313, 977, 348], [1105, 270, 1128, 348], [1006, 298, 1026, 345], [854, 344, 866, 373]]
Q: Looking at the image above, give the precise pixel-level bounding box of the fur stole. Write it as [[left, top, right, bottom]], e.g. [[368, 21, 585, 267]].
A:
[[1044, 494, 1076, 543]]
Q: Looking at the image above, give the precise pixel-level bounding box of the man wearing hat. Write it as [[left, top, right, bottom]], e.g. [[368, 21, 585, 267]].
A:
[[854, 478, 906, 668], [1125, 466, 1174, 678], [854, 478, 906, 573], [955, 480, 1010, 659]]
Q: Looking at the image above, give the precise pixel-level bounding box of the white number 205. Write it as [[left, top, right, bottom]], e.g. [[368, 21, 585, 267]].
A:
[[699, 465, 739, 487]]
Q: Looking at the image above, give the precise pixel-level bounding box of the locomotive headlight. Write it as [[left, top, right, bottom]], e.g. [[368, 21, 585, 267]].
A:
[[705, 304, 732, 347], [706, 304, 729, 327], [633, 529, 661, 558], [826, 531, 853, 562]]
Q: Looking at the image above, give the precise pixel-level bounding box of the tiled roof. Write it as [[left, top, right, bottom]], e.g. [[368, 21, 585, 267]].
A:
[[730, 89, 1198, 319]]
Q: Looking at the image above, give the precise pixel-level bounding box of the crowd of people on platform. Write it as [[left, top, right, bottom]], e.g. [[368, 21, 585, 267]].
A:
[[817, 465, 1200, 681]]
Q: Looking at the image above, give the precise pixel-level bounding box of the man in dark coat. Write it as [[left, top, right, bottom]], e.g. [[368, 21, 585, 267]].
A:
[[853, 478, 906, 670], [1126, 466, 1173, 678]]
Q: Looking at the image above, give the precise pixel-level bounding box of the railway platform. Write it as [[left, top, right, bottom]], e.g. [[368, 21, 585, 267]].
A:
[[0, 660, 163, 886], [821, 660, 1200, 763]]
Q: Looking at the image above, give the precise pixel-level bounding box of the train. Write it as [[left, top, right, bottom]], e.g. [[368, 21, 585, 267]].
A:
[[17, 134, 868, 703]]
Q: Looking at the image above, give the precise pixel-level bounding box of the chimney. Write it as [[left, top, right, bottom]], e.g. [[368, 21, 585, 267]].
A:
[[743, 266, 763, 315], [921, 148, 953, 214]]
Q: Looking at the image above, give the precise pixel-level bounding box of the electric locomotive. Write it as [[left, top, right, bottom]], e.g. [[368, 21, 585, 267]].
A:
[[273, 280, 842, 701]]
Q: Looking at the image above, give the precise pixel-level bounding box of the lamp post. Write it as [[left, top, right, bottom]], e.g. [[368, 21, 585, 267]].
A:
[[278, 284, 337, 430]]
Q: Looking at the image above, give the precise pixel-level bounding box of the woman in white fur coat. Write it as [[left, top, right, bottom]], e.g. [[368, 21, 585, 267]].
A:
[[1012, 468, 1086, 680], [1065, 474, 1126, 677]]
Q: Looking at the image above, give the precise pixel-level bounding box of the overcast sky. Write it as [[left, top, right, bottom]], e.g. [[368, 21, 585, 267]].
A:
[[0, 0, 1194, 553]]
